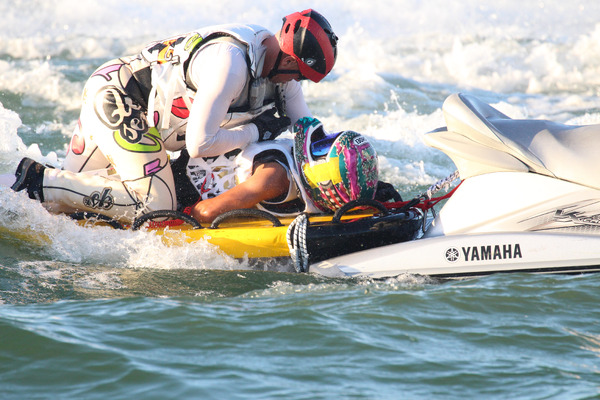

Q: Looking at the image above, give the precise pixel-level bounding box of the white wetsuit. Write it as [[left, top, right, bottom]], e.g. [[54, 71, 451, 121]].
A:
[[42, 24, 311, 222]]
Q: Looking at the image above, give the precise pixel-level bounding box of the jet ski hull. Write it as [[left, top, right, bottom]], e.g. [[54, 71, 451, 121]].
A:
[[310, 232, 600, 279]]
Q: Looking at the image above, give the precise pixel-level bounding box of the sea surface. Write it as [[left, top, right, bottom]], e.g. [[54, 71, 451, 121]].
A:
[[1, 0, 600, 398]]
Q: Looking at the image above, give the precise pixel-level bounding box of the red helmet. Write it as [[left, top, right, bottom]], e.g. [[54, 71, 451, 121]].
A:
[[278, 9, 338, 83]]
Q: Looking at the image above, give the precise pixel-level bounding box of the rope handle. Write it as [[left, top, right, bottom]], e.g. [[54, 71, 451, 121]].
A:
[[131, 209, 203, 230], [331, 199, 390, 224], [209, 208, 283, 229], [70, 211, 125, 230]]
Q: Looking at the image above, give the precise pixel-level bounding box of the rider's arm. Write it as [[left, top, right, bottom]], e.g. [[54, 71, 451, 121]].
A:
[[190, 161, 290, 223], [185, 43, 259, 158]]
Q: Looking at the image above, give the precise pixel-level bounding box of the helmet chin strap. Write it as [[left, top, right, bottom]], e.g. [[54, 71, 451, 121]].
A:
[[268, 50, 302, 79], [267, 51, 284, 79]]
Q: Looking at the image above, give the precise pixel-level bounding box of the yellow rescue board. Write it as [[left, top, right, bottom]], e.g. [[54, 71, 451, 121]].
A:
[[148, 213, 374, 259]]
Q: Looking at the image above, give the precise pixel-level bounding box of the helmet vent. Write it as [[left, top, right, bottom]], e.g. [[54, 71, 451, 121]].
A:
[[279, 9, 337, 82]]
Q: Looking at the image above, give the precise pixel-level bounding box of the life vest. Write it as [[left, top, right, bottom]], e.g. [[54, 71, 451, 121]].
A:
[[186, 139, 322, 216], [139, 24, 283, 150]]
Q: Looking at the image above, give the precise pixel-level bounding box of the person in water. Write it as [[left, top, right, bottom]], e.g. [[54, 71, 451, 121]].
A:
[[10, 10, 333, 217]]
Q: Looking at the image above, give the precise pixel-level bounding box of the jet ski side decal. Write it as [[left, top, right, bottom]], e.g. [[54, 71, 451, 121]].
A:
[[445, 244, 523, 263]]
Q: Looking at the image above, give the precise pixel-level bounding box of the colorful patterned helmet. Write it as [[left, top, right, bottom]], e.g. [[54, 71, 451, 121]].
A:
[[279, 9, 338, 83], [293, 117, 379, 212]]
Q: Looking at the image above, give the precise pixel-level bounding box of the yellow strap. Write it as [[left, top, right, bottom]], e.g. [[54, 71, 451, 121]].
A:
[[302, 158, 342, 188]]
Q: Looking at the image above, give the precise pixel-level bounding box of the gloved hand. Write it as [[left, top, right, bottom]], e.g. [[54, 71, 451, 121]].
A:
[[374, 181, 403, 203], [252, 108, 291, 142]]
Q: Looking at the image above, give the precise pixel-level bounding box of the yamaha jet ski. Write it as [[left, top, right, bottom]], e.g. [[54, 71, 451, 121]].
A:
[[310, 93, 600, 279]]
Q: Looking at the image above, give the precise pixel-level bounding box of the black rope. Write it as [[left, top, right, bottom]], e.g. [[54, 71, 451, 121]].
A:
[[331, 199, 389, 224], [209, 209, 282, 229], [70, 211, 125, 230], [131, 210, 202, 230]]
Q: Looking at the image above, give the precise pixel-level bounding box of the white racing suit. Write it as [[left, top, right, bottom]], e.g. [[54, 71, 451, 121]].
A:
[[42, 24, 309, 222], [180, 139, 321, 216]]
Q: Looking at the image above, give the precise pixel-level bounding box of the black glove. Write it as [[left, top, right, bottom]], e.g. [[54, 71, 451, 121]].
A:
[[374, 181, 403, 202], [252, 108, 291, 142]]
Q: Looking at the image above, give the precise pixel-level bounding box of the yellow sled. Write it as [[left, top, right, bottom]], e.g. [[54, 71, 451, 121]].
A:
[[71, 200, 424, 271]]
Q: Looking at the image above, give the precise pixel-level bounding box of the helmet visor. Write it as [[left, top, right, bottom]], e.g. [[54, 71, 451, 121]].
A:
[[310, 131, 342, 158]]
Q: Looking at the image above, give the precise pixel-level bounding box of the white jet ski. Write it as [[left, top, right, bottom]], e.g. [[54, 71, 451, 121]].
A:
[[310, 93, 600, 279]]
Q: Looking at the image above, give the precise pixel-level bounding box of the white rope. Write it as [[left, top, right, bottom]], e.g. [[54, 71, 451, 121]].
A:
[[425, 170, 460, 200], [286, 213, 309, 273]]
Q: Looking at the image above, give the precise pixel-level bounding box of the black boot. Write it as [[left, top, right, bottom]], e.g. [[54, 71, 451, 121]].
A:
[[11, 157, 45, 202]]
